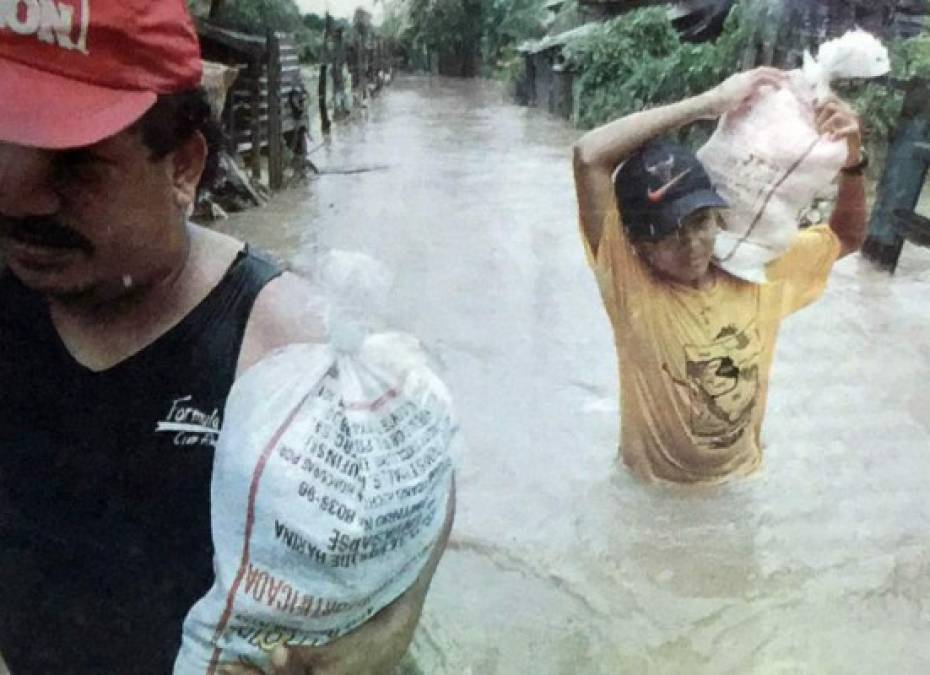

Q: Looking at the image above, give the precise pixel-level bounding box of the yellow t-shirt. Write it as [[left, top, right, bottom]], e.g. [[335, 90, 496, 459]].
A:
[[584, 209, 841, 484]]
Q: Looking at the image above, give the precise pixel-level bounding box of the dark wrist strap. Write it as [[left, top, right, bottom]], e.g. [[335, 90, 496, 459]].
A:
[[841, 150, 869, 176]]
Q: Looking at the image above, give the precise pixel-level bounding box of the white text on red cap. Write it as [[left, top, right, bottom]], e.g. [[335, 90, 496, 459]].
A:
[[0, 0, 89, 53]]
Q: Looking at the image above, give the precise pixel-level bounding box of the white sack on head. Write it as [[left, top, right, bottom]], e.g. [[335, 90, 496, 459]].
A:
[[174, 251, 459, 675], [697, 28, 889, 283]]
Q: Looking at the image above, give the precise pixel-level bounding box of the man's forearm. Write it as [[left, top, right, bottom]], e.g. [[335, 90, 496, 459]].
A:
[[355, 483, 456, 672], [277, 482, 456, 675], [829, 172, 868, 256], [573, 92, 716, 172]]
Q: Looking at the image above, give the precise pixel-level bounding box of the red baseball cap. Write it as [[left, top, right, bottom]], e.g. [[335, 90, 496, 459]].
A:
[[0, 0, 203, 149]]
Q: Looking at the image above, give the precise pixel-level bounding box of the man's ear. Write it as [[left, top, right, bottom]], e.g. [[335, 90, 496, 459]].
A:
[[170, 131, 207, 212]]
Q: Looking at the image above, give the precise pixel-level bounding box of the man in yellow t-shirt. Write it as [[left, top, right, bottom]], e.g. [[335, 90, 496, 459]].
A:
[[572, 67, 868, 484]]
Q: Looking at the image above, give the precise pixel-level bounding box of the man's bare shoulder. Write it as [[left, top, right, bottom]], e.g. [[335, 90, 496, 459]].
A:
[[190, 223, 244, 271], [237, 270, 327, 376]]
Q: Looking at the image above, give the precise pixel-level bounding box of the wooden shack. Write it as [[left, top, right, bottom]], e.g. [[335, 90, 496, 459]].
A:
[[197, 21, 309, 190], [517, 1, 736, 120], [517, 24, 596, 120]]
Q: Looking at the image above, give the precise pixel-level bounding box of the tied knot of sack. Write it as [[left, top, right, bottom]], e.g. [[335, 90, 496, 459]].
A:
[[319, 250, 392, 355], [328, 311, 369, 354]]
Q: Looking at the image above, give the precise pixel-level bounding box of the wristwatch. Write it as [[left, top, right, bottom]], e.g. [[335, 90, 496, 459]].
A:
[[840, 150, 869, 176]]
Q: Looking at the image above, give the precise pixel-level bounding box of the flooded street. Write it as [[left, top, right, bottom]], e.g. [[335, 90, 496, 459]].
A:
[[218, 75, 930, 674]]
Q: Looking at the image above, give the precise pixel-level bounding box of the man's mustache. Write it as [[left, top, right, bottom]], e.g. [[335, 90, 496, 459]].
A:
[[0, 216, 93, 254]]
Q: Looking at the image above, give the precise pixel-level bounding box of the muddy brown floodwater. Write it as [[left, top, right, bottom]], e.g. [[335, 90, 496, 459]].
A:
[[217, 75, 930, 675]]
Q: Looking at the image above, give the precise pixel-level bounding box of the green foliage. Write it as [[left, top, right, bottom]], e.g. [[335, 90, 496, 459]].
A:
[[563, 0, 928, 147], [845, 82, 902, 144], [297, 27, 324, 62], [563, 5, 753, 129], [841, 35, 930, 145], [202, 0, 336, 63], [378, 0, 485, 74], [209, 0, 304, 33], [482, 0, 549, 71], [893, 34, 930, 80], [404, 0, 472, 51], [496, 51, 526, 89], [382, 0, 549, 74], [302, 12, 325, 32]]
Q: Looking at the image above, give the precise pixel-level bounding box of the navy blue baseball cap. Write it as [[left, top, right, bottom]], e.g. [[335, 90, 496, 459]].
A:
[[614, 139, 728, 242]]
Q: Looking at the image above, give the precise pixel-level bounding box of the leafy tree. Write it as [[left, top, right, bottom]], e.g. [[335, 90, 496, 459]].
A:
[[382, 0, 548, 76], [207, 0, 305, 33], [196, 0, 325, 62], [383, 0, 480, 75], [482, 0, 549, 70], [302, 12, 325, 31]]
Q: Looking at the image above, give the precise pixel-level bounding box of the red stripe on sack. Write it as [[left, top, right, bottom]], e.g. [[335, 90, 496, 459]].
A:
[[207, 390, 314, 675], [345, 387, 398, 411]]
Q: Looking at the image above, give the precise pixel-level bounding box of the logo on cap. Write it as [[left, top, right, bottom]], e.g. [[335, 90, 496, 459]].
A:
[[647, 167, 692, 203], [0, 0, 90, 53]]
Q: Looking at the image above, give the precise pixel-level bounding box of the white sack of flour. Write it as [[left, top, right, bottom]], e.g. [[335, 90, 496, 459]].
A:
[[174, 251, 459, 675], [697, 29, 889, 283]]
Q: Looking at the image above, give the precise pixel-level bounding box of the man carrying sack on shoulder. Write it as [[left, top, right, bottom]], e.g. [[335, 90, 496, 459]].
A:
[[572, 67, 868, 484]]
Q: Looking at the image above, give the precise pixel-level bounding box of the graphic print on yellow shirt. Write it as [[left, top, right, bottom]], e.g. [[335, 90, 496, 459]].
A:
[[664, 321, 761, 451], [582, 208, 839, 484]]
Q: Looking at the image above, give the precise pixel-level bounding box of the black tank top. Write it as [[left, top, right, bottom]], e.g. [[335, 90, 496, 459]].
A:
[[0, 248, 282, 674]]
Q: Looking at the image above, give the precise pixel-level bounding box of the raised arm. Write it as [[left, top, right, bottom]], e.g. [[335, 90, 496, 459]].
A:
[[571, 67, 787, 255], [814, 96, 868, 257]]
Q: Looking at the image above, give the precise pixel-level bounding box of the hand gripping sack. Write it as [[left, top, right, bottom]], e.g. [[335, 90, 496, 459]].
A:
[[174, 252, 459, 674], [696, 29, 889, 283]]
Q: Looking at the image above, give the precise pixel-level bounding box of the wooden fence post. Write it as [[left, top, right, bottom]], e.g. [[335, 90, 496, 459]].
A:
[[249, 58, 262, 180], [862, 77, 930, 272], [320, 16, 332, 133], [225, 78, 237, 155], [319, 63, 331, 133], [267, 30, 284, 191]]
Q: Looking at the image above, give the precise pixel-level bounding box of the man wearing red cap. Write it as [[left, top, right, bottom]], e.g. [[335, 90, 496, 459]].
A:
[[0, 2, 448, 673], [572, 68, 867, 484]]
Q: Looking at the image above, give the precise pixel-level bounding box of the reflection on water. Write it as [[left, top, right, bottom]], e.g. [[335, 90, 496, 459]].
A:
[[218, 75, 930, 674]]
